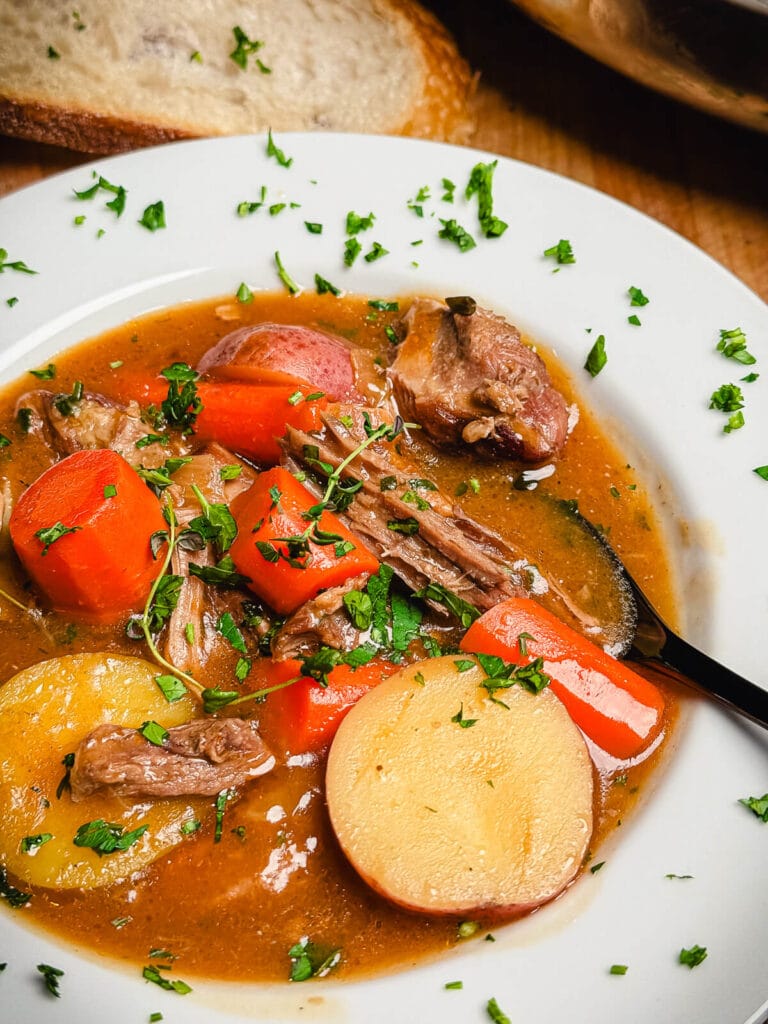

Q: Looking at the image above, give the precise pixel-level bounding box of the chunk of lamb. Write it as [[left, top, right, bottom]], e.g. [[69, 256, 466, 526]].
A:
[[271, 574, 372, 660], [389, 298, 572, 462], [70, 718, 275, 800], [163, 444, 256, 676], [282, 407, 630, 652], [15, 390, 172, 468]]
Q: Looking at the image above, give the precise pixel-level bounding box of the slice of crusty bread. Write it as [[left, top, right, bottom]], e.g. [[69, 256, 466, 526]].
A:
[[0, 0, 476, 154]]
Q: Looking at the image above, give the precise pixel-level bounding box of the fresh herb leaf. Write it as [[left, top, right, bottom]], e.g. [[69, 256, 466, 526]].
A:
[[34, 521, 80, 555], [679, 945, 707, 969], [230, 26, 268, 71], [709, 382, 744, 412], [346, 211, 375, 235], [609, 964, 628, 975], [415, 582, 480, 627], [486, 997, 511, 1024], [142, 965, 192, 994], [188, 554, 251, 588], [139, 721, 168, 746], [155, 674, 188, 703], [28, 363, 56, 380], [628, 314, 641, 326], [717, 327, 755, 365], [214, 789, 230, 843], [157, 362, 202, 434], [274, 250, 300, 294], [315, 273, 341, 296], [73, 173, 127, 216], [266, 129, 292, 167], [216, 612, 248, 653], [544, 239, 576, 265], [438, 218, 476, 252], [590, 861, 606, 874], [445, 980, 463, 990], [145, 573, 182, 633], [441, 177, 456, 202], [52, 379, 84, 416], [391, 592, 422, 653], [584, 334, 607, 377], [739, 793, 768, 821], [220, 464, 242, 481], [201, 687, 240, 713], [305, 221, 323, 234], [180, 818, 201, 835], [73, 819, 148, 855], [288, 937, 342, 982], [628, 285, 649, 306], [364, 241, 388, 263], [0, 865, 30, 908], [37, 963, 64, 997], [139, 201, 166, 232], [20, 833, 53, 854], [103, 483, 117, 498], [451, 703, 477, 728], [465, 161, 508, 237], [0, 248, 37, 274]]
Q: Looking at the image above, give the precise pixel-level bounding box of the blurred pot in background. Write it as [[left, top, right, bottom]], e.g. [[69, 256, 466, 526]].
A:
[[512, 0, 768, 132]]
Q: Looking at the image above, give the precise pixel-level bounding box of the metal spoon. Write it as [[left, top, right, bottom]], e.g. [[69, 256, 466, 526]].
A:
[[626, 568, 768, 731]]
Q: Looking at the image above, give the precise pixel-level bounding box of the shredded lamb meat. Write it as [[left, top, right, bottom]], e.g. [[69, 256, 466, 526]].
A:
[[389, 298, 572, 462], [70, 718, 275, 800]]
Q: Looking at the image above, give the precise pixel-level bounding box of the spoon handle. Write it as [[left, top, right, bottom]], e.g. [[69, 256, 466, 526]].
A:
[[632, 608, 768, 730]]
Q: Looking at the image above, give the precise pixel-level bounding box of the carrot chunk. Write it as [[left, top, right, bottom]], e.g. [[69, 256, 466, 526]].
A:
[[460, 597, 665, 760], [259, 659, 395, 754], [229, 467, 379, 615], [9, 449, 166, 622], [133, 378, 327, 464]]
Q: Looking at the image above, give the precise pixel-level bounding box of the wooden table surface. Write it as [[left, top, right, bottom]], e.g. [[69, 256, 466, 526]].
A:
[[1, 0, 766, 301]]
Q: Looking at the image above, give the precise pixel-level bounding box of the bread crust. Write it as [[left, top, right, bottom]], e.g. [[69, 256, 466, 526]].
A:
[[0, 0, 476, 154]]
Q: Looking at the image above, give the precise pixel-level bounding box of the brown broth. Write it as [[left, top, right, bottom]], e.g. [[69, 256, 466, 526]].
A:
[[0, 292, 680, 982]]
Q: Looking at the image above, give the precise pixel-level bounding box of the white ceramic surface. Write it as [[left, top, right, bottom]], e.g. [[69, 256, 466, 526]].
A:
[[0, 133, 766, 1024]]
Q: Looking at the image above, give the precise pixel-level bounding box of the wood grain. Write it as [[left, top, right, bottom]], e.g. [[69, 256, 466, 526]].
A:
[[1, 0, 766, 299]]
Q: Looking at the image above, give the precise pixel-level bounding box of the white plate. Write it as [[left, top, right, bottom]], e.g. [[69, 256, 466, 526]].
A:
[[1, 134, 766, 1024]]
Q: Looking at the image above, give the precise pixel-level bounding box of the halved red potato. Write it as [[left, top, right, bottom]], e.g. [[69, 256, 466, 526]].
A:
[[326, 656, 594, 916], [197, 323, 357, 399]]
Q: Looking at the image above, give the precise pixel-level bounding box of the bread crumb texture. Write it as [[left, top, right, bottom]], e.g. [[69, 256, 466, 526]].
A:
[[0, 0, 476, 152]]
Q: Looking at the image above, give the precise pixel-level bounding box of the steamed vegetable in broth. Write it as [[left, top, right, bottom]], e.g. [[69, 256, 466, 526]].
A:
[[0, 291, 678, 981]]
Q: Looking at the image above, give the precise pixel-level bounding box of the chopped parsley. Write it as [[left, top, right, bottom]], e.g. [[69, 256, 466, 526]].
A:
[[47, 45, 60, 59], [590, 861, 605, 874], [28, 363, 56, 380], [609, 964, 628, 975], [717, 327, 755, 365], [438, 218, 476, 252], [466, 160, 508, 237], [274, 251, 300, 294], [441, 177, 456, 202], [155, 674, 188, 703], [679, 945, 707, 969], [628, 314, 641, 326], [628, 285, 649, 306], [451, 703, 477, 728], [739, 792, 768, 821], [139, 721, 169, 746], [386, 516, 420, 535], [103, 483, 117, 498], [445, 980, 463, 990], [138, 201, 166, 232], [220, 464, 242, 481], [230, 26, 269, 72], [156, 361, 202, 433], [0, 865, 30, 908], [305, 221, 323, 234], [364, 241, 389, 263], [236, 281, 253, 303], [214, 789, 230, 843], [20, 833, 53, 854], [0, 248, 37, 274], [709, 383, 745, 432], [346, 211, 375, 235], [34, 521, 80, 555], [288, 938, 342, 981], [266, 129, 292, 167], [73, 818, 148, 855], [315, 273, 341, 297], [415, 582, 480, 628], [544, 239, 576, 265], [584, 334, 607, 377], [37, 963, 64, 997], [142, 965, 192, 994], [486, 996, 511, 1024], [74, 172, 127, 216], [180, 818, 201, 836], [216, 612, 248, 653]]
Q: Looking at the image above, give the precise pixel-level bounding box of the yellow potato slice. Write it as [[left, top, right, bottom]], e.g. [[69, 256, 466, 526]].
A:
[[326, 656, 594, 916], [0, 653, 208, 889]]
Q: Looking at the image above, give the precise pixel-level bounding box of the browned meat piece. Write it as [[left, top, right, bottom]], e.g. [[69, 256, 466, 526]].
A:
[[389, 298, 572, 462], [70, 718, 275, 800], [283, 407, 625, 650], [271, 574, 371, 661], [164, 444, 256, 676], [15, 390, 171, 468]]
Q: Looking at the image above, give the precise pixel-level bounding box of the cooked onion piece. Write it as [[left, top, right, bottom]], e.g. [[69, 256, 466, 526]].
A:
[[326, 656, 594, 916], [0, 654, 206, 889]]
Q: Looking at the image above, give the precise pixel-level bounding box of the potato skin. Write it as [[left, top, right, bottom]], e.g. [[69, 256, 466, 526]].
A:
[[326, 656, 594, 917], [0, 654, 207, 889]]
